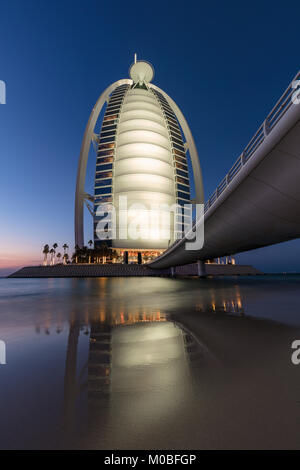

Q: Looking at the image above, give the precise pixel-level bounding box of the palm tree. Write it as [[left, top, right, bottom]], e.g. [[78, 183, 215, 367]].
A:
[[49, 248, 55, 266], [53, 243, 58, 263], [81, 246, 88, 263], [63, 253, 69, 265], [88, 240, 93, 263], [73, 245, 80, 264], [112, 249, 118, 263], [100, 242, 110, 264], [63, 244, 69, 254], [42, 244, 49, 265], [57, 253, 62, 264]]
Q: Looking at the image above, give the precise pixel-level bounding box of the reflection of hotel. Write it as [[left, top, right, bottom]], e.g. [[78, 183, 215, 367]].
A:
[[82, 312, 206, 448], [196, 298, 244, 316], [56, 308, 207, 441], [33, 290, 243, 443], [75, 57, 203, 263]]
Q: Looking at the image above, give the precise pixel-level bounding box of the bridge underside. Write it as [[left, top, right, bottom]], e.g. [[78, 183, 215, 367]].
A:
[[150, 105, 300, 268]]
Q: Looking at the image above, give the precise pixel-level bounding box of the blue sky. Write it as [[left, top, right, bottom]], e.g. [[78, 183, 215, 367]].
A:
[[0, 0, 300, 274]]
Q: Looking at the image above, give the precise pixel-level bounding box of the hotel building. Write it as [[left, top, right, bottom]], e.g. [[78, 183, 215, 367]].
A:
[[75, 58, 203, 262]]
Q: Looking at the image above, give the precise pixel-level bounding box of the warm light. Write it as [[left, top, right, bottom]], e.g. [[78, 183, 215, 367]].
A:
[[113, 88, 177, 250]]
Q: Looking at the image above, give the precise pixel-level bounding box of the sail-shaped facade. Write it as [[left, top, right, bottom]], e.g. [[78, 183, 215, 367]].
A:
[[94, 62, 191, 254], [75, 58, 203, 261]]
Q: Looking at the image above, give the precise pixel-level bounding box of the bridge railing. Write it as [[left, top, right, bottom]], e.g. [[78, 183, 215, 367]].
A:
[[204, 70, 300, 214], [158, 71, 300, 256]]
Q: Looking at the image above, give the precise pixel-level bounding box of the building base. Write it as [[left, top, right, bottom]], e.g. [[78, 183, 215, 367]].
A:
[[8, 263, 263, 278]]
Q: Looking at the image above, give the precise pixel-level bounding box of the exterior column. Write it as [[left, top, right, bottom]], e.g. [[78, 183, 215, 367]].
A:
[[197, 260, 206, 277], [75, 79, 132, 248], [171, 267, 175, 277]]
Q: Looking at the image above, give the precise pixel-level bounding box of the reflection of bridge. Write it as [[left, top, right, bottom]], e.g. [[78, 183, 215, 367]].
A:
[[150, 72, 300, 269]]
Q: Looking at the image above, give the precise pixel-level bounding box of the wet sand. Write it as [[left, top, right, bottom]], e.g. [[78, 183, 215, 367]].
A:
[[0, 276, 299, 449]]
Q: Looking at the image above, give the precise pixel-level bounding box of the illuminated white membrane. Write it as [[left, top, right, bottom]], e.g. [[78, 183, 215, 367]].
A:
[[113, 87, 176, 249]]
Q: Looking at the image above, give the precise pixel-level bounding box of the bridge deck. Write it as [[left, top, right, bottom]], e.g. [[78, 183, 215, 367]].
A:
[[151, 73, 300, 268]]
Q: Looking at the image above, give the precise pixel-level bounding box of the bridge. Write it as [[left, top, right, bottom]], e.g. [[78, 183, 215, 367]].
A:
[[150, 71, 300, 269]]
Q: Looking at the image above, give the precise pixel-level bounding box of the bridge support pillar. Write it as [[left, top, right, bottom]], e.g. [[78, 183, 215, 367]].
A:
[[197, 260, 206, 277], [171, 267, 175, 277]]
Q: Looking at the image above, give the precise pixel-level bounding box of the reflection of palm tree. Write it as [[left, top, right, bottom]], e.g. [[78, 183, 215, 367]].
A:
[[88, 321, 112, 398], [42, 244, 49, 265], [62, 320, 80, 434]]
